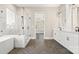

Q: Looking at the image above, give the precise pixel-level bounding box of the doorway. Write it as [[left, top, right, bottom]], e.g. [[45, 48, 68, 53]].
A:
[[34, 12, 45, 40]]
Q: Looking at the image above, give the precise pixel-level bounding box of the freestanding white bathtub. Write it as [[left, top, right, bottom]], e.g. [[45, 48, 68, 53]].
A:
[[0, 35, 30, 54], [0, 35, 14, 54], [13, 35, 30, 48]]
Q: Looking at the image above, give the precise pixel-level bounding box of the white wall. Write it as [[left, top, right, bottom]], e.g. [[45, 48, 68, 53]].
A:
[[44, 8, 58, 38]]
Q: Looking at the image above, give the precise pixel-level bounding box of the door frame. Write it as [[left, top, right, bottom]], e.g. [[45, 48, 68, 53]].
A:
[[34, 11, 46, 39]]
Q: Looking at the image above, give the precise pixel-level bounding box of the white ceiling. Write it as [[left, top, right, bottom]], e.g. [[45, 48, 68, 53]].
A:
[[15, 4, 60, 7]]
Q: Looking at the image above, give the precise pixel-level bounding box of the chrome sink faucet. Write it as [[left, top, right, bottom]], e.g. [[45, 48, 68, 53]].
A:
[[58, 27, 62, 31], [75, 26, 79, 32]]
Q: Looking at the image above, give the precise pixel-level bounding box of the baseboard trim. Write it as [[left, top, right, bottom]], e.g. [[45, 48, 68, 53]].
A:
[[30, 37, 36, 39], [30, 37, 54, 40], [44, 37, 54, 40]]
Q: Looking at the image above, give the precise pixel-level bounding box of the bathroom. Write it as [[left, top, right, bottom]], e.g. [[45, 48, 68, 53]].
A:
[[0, 4, 79, 54]]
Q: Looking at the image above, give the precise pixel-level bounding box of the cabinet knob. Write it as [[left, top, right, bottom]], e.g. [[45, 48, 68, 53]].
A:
[[67, 37, 69, 41]]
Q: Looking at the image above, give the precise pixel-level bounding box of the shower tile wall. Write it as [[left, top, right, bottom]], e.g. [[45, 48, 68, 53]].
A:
[[0, 5, 21, 35], [0, 9, 6, 35]]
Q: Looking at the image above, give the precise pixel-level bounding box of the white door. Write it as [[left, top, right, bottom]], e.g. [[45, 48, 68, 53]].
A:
[[34, 12, 45, 40]]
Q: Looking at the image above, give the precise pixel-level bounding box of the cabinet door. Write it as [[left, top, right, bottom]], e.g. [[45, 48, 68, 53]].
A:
[[56, 31, 61, 43], [73, 34, 79, 53], [58, 31, 63, 44], [61, 32, 68, 48], [66, 33, 74, 53], [66, 33, 79, 54], [57, 31, 65, 45], [53, 30, 57, 40], [53, 30, 60, 42]]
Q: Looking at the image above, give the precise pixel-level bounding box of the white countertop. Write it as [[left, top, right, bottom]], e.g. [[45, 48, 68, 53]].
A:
[[54, 29, 79, 34]]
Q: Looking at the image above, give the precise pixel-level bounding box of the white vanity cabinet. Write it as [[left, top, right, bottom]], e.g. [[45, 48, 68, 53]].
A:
[[65, 32, 79, 54], [65, 32, 74, 53], [55, 5, 79, 54], [54, 30, 67, 47], [54, 30, 79, 54]]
